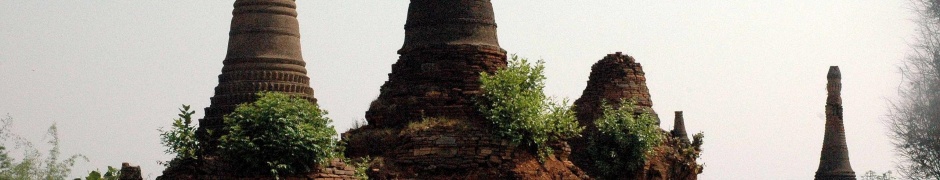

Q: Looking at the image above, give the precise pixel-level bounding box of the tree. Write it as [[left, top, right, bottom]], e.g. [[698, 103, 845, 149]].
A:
[[888, 0, 940, 179], [476, 55, 583, 160], [0, 114, 86, 180], [859, 171, 897, 180], [218, 92, 340, 176]]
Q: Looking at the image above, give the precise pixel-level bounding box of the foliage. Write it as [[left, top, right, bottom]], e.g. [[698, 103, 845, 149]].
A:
[[689, 132, 705, 159], [889, 0, 940, 179], [158, 105, 199, 162], [476, 55, 583, 159], [860, 170, 897, 180], [586, 101, 663, 179], [77, 166, 119, 180], [218, 92, 341, 176], [344, 156, 372, 180], [0, 114, 87, 180]]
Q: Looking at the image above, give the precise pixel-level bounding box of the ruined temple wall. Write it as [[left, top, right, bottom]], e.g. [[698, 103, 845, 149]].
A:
[[366, 45, 506, 128]]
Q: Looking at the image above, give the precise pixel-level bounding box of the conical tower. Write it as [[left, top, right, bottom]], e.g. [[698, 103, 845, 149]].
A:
[[365, 0, 507, 128], [196, 0, 316, 151], [573, 52, 658, 133], [672, 111, 690, 144], [815, 66, 855, 180]]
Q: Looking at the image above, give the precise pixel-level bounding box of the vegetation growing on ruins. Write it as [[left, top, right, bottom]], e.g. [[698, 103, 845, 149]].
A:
[[158, 105, 199, 167], [477, 55, 583, 160], [218, 92, 341, 176], [586, 101, 663, 179], [79, 166, 120, 180]]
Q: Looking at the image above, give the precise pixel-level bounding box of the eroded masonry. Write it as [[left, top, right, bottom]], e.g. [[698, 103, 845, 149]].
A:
[[814, 66, 856, 180], [151, 0, 705, 179]]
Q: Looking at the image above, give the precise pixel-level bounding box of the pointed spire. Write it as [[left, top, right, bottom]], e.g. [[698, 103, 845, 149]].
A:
[[815, 66, 856, 180], [672, 111, 690, 144], [197, 0, 316, 150], [400, 0, 501, 52]]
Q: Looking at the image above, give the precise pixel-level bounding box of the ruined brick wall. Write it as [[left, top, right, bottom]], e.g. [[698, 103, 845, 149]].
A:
[[365, 45, 506, 128], [119, 163, 142, 180], [158, 159, 358, 180], [394, 124, 510, 168], [349, 120, 585, 179]]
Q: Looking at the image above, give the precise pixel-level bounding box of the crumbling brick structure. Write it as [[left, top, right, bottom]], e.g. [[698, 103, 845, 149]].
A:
[[814, 66, 856, 180], [157, 1, 355, 179], [345, 0, 586, 179], [570, 53, 700, 180], [364, 0, 507, 128], [672, 111, 690, 144], [195, 0, 318, 152], [573, 52, 658, 131]]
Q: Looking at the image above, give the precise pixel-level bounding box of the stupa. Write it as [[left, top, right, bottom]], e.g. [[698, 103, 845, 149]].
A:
[[814, 66, 856, 180], [672, 111, 690, 144], [195, 0, 317, 151], [364, 0, 508, 128]]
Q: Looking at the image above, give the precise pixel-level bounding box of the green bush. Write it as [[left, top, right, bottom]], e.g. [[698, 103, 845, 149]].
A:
[[0, 115, 86, 180], [218, 92, 340, 176], [77, 166, 119, 180], [158, 105, 199, 162], [477, 55, 583, 159], [587, 101, 663, 179]]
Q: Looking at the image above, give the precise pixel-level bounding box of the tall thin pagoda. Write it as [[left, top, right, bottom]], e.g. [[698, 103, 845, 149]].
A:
[[815, 66, 856, 180]]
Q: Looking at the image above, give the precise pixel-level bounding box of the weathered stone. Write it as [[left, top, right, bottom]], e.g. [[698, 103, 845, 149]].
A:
[[573, 52, 658, 133], [364, 0, 507, 128], [672, 111, 690, 144], [118, 162, 142, 180], [815, 66, 856, 180], [196, 0, 318, 153], [158, 2, 354, 179]]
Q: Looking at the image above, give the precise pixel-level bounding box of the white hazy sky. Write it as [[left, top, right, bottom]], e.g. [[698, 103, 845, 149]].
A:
[[0, 1, 915, 179]]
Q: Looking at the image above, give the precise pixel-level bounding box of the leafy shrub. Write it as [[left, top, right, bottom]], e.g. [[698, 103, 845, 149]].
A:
[[78, 166, 119, 180], [158, 105, 199, 162], [343, 156, 372, 180], [477, 55, 583, 159], [218, 92, 340, 176], [0, 115, 86, 180], [586, 101, 663, 179]]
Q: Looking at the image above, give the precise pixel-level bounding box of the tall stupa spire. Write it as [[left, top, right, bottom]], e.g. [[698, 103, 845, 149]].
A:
[[365, 0, 507, 127], [196, 0, 316, 150], [815, 66, 856, 180]]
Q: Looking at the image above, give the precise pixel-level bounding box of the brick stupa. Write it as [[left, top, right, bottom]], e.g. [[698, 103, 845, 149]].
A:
[[345, 1, 587, 179], [815, 66, 856, 180], [672, 111, 690, 144], [195, 0, 317, 151], [573, 52, 658, 132], [364, 0, 507, 128], [570, 53, 701, 180]]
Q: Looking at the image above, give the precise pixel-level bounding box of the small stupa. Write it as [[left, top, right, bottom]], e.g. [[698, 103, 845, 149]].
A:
[[672, 111, 690, 144]]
